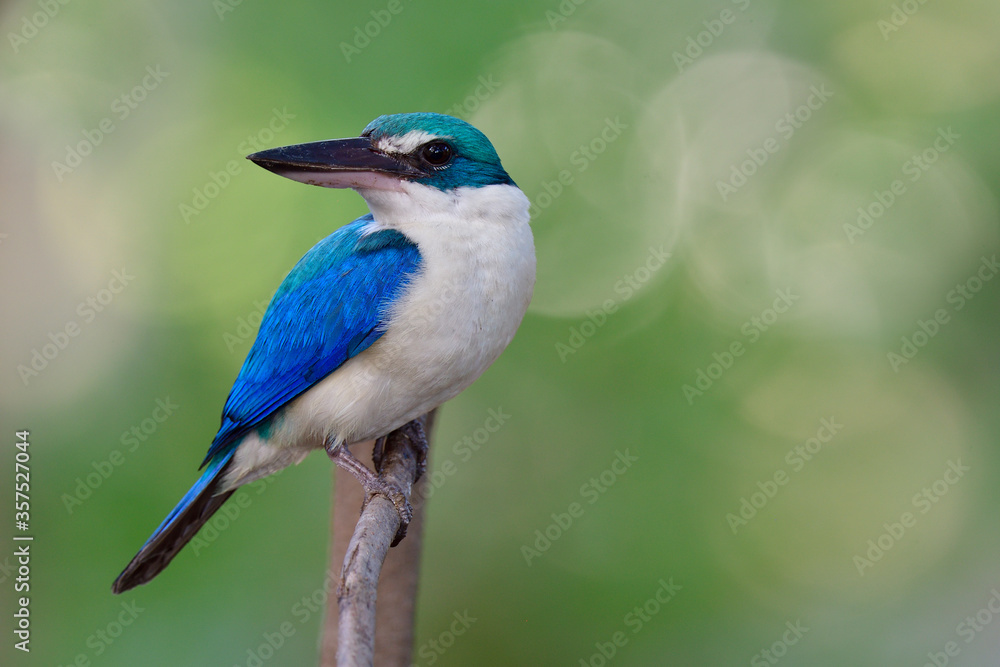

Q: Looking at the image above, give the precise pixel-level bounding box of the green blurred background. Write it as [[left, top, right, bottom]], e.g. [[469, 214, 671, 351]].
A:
[[3, 0, 1000, 665]]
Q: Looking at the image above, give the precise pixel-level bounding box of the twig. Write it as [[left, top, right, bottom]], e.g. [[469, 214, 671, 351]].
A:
[[320, 412, 435, 667]]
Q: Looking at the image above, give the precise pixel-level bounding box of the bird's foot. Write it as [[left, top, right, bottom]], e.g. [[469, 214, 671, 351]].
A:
[[372, 419, 429, 482], [409, 419, 429, 480], [326, 439, 412, 543]]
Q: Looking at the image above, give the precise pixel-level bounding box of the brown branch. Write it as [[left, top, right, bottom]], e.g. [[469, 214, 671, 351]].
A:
[[320, 412, 435, 667]]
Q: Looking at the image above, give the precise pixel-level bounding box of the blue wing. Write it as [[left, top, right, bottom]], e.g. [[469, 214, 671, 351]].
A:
[[202, 214, 421, 465]]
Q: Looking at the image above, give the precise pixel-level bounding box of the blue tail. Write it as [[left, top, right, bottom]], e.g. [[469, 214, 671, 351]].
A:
[[112, 449, 236, 593]]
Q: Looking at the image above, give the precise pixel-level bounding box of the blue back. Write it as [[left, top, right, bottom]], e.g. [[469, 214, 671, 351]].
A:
[[203, 214, 421, 465]]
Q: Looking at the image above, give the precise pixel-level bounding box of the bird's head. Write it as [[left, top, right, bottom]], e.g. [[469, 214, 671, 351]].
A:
[[248, 113, 514, 193]]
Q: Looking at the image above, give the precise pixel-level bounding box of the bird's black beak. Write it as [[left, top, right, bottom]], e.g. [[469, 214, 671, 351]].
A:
[[247, 137, 425, 190]]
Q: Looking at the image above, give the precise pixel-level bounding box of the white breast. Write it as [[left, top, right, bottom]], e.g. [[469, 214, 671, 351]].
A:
[[236, 182, 535, 475]]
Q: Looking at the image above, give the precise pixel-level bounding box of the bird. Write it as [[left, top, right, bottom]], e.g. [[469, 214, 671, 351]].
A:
[[112, 112, 535, 594]]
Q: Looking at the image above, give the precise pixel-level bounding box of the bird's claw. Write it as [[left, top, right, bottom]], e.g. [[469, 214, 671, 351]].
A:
[[372, 420, 429, 482], [360, 481, 412, 546], [403, 419, 429, 481], [327, 438, 413, 545]]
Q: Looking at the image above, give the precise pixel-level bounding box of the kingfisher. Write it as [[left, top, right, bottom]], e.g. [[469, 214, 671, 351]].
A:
[[112, 113, 535, 593]]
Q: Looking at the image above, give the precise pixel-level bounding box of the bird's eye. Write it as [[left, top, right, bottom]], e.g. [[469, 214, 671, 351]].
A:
[[420, 141, 453, 167]]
